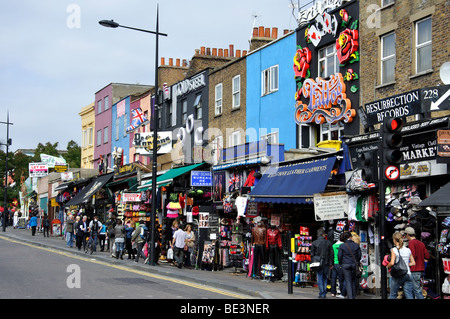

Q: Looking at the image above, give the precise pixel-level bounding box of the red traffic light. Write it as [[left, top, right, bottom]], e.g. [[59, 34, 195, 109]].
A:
[[384, 117, 403, 132]]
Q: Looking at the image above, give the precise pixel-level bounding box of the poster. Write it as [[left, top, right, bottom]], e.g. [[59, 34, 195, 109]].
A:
[[199, 212, 209, 228]]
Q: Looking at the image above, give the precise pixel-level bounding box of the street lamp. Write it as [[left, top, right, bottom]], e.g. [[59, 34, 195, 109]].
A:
[[1, 111, 13, 232], [99, 5, 167, 266]]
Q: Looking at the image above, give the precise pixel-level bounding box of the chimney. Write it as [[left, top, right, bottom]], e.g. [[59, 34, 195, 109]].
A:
[[224, 49, 229, 57], [169, 58, 173, 66], [236, 50, 241, 58], [176, 58, 180, 67], [212, 48, 217, 56], [229, 44, 234, 57], [206, 47, 211, 55], [200, 46, 206, 55], [264, 28, 270, 38], [253, 27, 258, 37], [283, 29, 289, 35], [272, 27, 278, 39], [258, 26, 264, 37], [218, 48, 223, 57], [161, 57, 165, 66]]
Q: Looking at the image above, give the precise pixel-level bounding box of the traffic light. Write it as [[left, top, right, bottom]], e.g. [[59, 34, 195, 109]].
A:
[[382, 117, 404, 181], [361, 150, 378, 184]]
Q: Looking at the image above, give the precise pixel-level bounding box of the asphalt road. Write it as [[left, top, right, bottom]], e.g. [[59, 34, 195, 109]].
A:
[[0, 235, 252, 299]]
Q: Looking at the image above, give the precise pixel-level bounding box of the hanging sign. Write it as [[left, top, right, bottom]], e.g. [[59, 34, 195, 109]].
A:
[[295, 73, 356, 125], [437, 129, 450, 163], [29, 163, 48, 178], [313, 192, 348, 221], [122, 193, 142, 202], [133, 131, 172, 155]]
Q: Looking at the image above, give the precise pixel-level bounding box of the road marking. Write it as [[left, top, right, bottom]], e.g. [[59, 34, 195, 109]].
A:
[[0, 235, 252, 299]]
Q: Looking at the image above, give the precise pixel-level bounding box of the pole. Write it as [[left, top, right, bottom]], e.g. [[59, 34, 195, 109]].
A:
[[2, 111, 11, 232], [149, 4, 160, 266], [288, 230, 293, 294], [378, 125, 387, 299]]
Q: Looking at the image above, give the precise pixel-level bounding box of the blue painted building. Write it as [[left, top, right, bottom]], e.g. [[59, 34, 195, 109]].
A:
[[246, 31, 297, 151], [111, 96, 131, 168]]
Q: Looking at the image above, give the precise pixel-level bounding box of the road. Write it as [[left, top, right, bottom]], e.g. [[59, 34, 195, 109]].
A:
[[0, 235, 252, 299]]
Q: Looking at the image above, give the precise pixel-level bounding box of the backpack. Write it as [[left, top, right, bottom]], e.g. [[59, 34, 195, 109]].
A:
[[140, 225, 149, 241], [390, 248, 408, 278]]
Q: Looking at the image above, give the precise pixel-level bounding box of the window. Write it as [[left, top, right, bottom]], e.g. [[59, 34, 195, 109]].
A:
[[215, 83, 223, 115], [103, 127, 109, 144], [88, 127, 93, 145], [97, 130, 102, 146], [182, 99, 187, 124], [298, 124, 313, 149], [157, 108, 162, 129], [320, 122, 343, 142], [229, 131, 241, 147], [318, 45, 338, 78], [261, 132, 279, 144], [166, 104, 172, 128], [194, 95, 202, 119], [416, 17, 432, 73], [104, 96, 109, 111], [97, 100, 102, 114], [232, 75, 240, 109], [82, 129, 87, 148], [381, 33, 396, 84], [382, 0, 394, 7], [261, 65, 279, 96]]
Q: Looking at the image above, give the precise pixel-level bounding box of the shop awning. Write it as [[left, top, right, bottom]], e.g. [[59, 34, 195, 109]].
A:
[[249, 157, 337, 204], [105, 177, 138, 192], [138, 162, 206, 191], [54, 181, 73, 192], [64, 173, 113, 207], [419, 182, 450, 207]]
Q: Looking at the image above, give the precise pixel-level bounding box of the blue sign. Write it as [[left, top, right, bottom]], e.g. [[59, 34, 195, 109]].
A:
[[190, 170, 212, 187]]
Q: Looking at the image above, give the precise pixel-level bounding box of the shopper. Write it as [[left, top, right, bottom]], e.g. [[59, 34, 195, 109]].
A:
[[29, 214, 38, 236], [114, 219, 126, 260], [88, 215, 102, 252], [74, 215, 83, 250], [132, 220, 147, 263], [124, 220, 136, 260], [65, 214, 75, 248], [330, 233, 346, 298], [387, 231, 416, 299], [105, 213, 117, 258], [79, 216, 89, 252], [404, 227, 429, 299], [172, 222, 187, 269], [184, 224, 195, 269], [338, 231, 361, 299], [99, 222, 107, 252], [42, 215, 50, 237], [311, 228, 333, 298]]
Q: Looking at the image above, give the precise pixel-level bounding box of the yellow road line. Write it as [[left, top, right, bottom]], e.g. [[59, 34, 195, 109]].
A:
[[0, 235, 252, 299]]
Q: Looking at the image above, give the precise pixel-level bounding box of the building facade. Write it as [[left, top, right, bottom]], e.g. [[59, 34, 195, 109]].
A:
[[79, 102, 95, 169]]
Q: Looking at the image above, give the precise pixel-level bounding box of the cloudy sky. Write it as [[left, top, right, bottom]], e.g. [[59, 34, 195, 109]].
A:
[[0, 0, 299, 153]]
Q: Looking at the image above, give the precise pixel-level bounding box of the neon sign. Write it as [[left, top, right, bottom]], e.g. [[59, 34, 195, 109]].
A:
[[294, 73, 356, 125]]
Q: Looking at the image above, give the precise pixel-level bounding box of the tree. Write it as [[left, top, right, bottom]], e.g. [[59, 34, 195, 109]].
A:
[[63, 140, 81, 169]]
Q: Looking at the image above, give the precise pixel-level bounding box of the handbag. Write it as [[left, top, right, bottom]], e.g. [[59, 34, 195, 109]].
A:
[[344, 242, 363, 278], [390, 247, 408, 278]]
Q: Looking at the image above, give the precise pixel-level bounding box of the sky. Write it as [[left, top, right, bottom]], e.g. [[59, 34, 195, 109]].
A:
[[0, 0, 300, 153]]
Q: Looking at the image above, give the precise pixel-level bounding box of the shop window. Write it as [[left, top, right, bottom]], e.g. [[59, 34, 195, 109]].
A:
[[381, 32, 396, 84], [415, 17, 432, 74]]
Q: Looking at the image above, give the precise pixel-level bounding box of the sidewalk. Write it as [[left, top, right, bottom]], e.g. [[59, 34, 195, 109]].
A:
[[0, 227, 378, 299]]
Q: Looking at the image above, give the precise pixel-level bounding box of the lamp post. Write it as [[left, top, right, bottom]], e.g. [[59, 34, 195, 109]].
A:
[[99, 5, 167, 265], [1, 111, 13, 232]]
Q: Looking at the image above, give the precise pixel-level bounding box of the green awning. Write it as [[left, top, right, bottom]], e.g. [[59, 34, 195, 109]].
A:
[[105, 177, 138, 191], [138, 162, 206, 191]]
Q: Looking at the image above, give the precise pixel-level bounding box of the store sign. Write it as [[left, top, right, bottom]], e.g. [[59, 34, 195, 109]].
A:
[[54, 164, 68, 172], [400, 161, 430, 179], [313, 192, 348, 221], [437, 129, 450, 163], [173, 72, 206, 97], [295, 73, 356, 125], [421, 85, 450, 112], [190, 170, 212, 187], [297, 0, 351, 25], [133, 131, 172, 155], [122, 193, 142, 202], [40, 154, 66, 168], [29, 163, 48, 178]]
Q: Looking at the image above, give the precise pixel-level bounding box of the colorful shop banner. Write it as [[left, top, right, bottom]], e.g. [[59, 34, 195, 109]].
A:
[[29, 163, 48, 178], [40, 154, 67, 168], [133, 131, 172, 155], [122, 193, 142, 202]]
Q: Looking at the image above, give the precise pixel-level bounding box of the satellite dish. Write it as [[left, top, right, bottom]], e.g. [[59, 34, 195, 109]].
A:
[[440, 62, 450, 84]]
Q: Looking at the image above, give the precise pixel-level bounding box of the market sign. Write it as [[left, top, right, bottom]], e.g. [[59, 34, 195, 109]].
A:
[[122, 193, 142, 202], [29, 163, 48, 178], [133, 131, 172, 155], [190, 170, 212, 187], [313, 192, 348, 221]]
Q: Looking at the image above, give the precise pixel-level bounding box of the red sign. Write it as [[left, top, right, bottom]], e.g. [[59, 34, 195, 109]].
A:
[[443, 258, 450, 274], [385, 166, 400, 181]]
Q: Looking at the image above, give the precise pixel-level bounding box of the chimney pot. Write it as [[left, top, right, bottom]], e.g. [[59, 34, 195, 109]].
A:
[[201, 47, 206, 55], [283, 29, 289, 35], [243, 50, 247, 56], [224, 49, 229, 57], [169, 58, 173, 66], [218, 48, 223, 57], [253, 27, 258, 37], [272, 27, 278, 39], [182, 59, 188, 67], [176, 58, 180, 67], [161, 57, 165, 66], [258, 26, 264, 37], [229, 44, 234, 57], [212, 48, 217, 56], [265, 28, 270, 38], [206, 47, 211, 55], [236, 50, 241, 58]]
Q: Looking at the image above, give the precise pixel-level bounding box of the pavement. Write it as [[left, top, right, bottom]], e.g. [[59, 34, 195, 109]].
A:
[[0, 226, 379, 300]]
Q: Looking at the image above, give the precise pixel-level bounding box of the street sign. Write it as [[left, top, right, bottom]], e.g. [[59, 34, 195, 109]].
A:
[[385, 165, 400, 181], [421, 85, 450, 112]]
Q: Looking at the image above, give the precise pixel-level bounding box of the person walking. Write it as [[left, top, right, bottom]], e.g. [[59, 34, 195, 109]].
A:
[[132, 220, 147, 263], [78, 216, 89, 252], [330, 232, 346, 298], [124, 220, 135, 260], [338, 231, 362, 299], [311, 228, 334, 298], [74, 215, 83, 250], [114, 219, 126, 260], [404, 227, 429, 299], [387, 231, 416, 299], [42, 215, 50, 237], [65, 214, 75, 247], [99, 222, 107, 252], [88, 215, 102, 253], [184, 224, 195, 269], [172, 222, 187, 269], [105, 213, 117, 258], [29, 214, 38, 236]]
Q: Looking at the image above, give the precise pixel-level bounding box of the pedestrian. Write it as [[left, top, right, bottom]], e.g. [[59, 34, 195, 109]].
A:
[[29, 214, 38, 236], [338, 231, 362, 299], [184, 224, 195, 269], [99, 222, 107, 251], [330, 232, 346, 298], [172, 222, 187, 269], [105, 213, 117, 258], [65, 214, 75, 248], [42, 215, 50, 237], [88, 215, 102, 252], [114, 219, 126, 260], [78, 215, 89, 252], [387, 231, 416, 299], [310, 228, 333, 298], [404, 227, 429, 299], [132, 220, 147, 263], [13, 210, 19, 229], [75, 215, 83, 250], [124, 220, 135, 260]]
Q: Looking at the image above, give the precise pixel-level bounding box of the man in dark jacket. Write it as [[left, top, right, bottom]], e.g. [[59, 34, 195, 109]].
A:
[[338, 231, 361, 299], [311, 228, 333, 298]]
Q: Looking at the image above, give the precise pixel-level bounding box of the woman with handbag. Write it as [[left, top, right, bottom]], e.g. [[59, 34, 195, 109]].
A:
[[387, 232, 416, 299], [183, 224, 195, 269]]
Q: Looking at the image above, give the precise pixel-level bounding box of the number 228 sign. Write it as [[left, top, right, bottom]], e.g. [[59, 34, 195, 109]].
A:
[[385, 165, 400, 181]]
